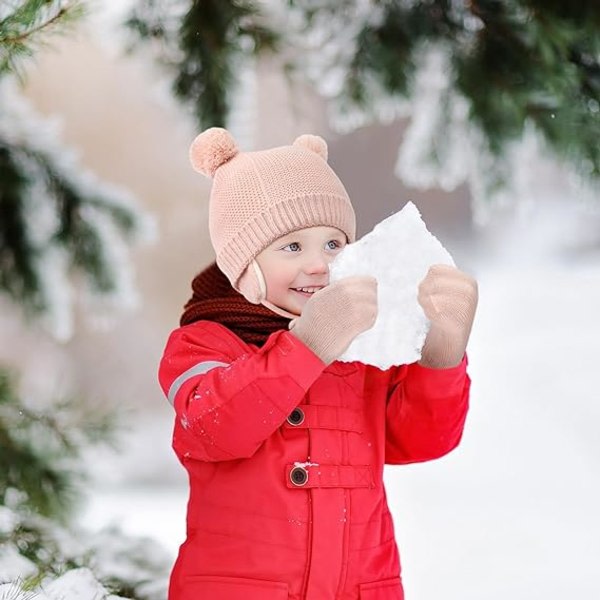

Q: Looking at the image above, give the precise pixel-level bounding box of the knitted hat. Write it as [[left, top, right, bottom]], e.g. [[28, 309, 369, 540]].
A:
[[189, 128, 356, 300]]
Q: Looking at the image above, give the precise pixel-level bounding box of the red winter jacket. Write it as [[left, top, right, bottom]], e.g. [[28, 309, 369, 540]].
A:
[[158, 320, 470, 600]]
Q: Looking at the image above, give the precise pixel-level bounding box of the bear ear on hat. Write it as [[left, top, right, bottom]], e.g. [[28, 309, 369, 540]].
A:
[[189, 127, 239, 178], [293, 134, 328, 162]]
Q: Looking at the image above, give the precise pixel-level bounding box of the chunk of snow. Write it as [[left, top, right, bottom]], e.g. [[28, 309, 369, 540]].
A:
[[330, 201, 454, 369], [0, 507, 19, 535], [0, 544, 37, 581], [42, 568, 114, 600]]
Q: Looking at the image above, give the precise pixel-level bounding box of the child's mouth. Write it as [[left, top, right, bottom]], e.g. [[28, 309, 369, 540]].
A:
[[291, 286, 324, 297]]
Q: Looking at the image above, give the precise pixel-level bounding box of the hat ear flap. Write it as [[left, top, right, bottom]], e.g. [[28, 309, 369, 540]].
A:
[[235, 261, 266, 304], [293, 134, 328, 162]]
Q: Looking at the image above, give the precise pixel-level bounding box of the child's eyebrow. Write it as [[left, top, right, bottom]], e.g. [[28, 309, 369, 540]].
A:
[[278, 231, 307, 243], [277, 234, 300, 244], [277, 229, 344, 245]]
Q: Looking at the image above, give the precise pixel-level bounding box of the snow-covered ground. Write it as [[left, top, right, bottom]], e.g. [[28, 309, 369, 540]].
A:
[[387, 260, 600, 600], [81, 210, 600, 600]]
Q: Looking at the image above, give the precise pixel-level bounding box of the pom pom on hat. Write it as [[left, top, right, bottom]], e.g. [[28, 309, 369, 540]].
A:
[[189, 127, 239, 177], [293, 134, 328, 161]]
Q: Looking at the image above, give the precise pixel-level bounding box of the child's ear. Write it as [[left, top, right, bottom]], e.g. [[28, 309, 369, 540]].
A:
[[236, 261, 266, 304]]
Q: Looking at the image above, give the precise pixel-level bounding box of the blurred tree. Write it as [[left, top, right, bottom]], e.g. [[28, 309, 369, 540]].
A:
[[125, 0, 279, 128], [126, 0, 600, 206], [1, 0, 149, 339], [1, 3, 167, 598], [0, 0, 84, 77], [0, 368, 118, 525], [0, 368, 170, 600]]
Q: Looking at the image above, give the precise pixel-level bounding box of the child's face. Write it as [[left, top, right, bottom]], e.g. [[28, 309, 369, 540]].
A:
[[255, 226, 347, 315]]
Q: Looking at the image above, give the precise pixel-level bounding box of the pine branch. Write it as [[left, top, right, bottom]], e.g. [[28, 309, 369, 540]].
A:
[[0, 368, 120, 523], [0, 1, 86, 78], [454, 0, 600, 175], [126, 0, 279, 128], [0, 144, 44, 312], [0, 110, 144, 323], [0, 373, 167, 596], [126, 0, 599, 186], [2, 5, 68, 46], [0, 581, 40, 600], [0, 4, 147, 330]]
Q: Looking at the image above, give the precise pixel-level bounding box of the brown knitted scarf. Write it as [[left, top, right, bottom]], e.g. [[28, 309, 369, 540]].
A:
[[180, 262, 291, 347]]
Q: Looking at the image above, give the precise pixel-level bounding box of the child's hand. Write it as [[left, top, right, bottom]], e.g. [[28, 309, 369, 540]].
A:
[[417, 264, 478, 369], [289, 276, 378, 365]]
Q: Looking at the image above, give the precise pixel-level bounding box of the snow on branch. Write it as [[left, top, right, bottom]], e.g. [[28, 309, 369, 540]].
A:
[[0, 78, 155, 340]]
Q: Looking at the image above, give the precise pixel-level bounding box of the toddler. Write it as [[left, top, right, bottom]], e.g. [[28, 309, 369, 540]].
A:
[[159, 128, 478, 600]]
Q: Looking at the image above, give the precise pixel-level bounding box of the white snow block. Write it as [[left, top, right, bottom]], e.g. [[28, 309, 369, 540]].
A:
[[0, 543, 37, 581], [0, 506, 19, 535], [329, 201, 454, 369], [43, 568, 118, 600]]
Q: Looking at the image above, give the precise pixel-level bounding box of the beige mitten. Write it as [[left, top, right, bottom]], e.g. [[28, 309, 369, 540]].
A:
[[289, 276, 378, 365], [418, 264, 478, 369]]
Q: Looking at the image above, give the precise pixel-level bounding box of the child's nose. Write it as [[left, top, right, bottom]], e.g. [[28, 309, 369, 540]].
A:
[[304, 251, 331, 274]]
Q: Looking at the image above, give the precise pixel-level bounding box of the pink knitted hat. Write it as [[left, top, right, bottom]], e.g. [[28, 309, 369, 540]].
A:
[[189, 127, 356, 297]]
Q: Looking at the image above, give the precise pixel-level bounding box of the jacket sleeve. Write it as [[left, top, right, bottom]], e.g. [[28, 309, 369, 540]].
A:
[[158, 321, 326, 462], [384, 354, 470, 465]]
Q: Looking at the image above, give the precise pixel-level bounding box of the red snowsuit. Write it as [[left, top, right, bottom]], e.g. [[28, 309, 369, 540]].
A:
[[159, 320, 470, 600]]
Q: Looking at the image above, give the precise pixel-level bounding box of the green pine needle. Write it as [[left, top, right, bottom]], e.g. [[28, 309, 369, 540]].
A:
[[0, 1, 86, 79], [127, 0, 600, 187], [0, 368, 121, 523]]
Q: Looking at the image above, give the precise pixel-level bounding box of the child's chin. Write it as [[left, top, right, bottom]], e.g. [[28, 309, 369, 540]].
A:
[[289, 289, 312, 299], [285, 291, 309, 311]]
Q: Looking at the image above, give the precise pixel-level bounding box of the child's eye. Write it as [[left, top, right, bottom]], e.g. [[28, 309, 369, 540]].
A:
[[326, 240, 342, 250], [283, 242, 301, 252]]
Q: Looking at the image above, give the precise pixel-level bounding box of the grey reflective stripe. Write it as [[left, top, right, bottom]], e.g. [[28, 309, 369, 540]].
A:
[[167, 360, 229, 406]]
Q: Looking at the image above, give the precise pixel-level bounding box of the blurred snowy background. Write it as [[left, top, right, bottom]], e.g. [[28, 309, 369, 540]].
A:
[[1, 1, 599, 599]]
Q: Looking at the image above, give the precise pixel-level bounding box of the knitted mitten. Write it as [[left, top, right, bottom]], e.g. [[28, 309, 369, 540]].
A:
[[418, 264, 479, 369], [289, 276, 378, 365]]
